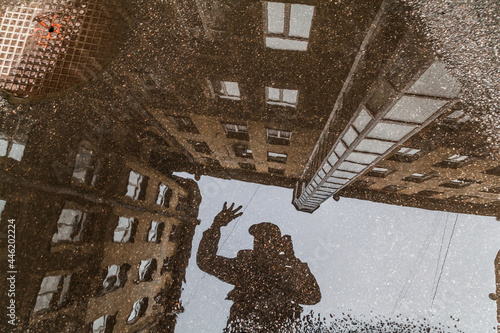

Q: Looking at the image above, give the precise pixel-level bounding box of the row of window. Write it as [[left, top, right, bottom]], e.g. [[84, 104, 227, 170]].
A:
[[366, 166, 478, 188], [218, 82, 299, 108], [113, 217, 178, 244], [126, 170, 188, 209], [170, 117, 292, 145], [51, 206, 178, 245]]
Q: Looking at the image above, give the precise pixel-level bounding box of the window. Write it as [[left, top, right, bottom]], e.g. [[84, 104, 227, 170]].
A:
[[266, 87, 298, 107], [89, 314, 115, 333], [161, 256, 173, 275], [52, 208, 87, 243], [72, 141, 99, 185], [416, 190, 442, 197], [189, 140, 212, 154], [138, 259, 157, 282], [147, 221, 164, 243], [264, 2, 314, 51], [402, 172, 438, 183], [238, 162, 256, 171], [223, 123, 249, 141], [127, 297, 148, 325], [233, 143, 253, 159], [381, 185, 405, 192], [484, 165, 500, 176], [440, 179, 473, 188], [113, 217, 137, 243], [0, 199, 5, 220], [435, 154, 470, 168], [441, 110, 471, 127], [267, 151, 287, 163], [156, 183, 172, 207], [169, 224, 179, 242], [391, 147, 423, 163], [218, 81, 240, 100], [204, 157, 222, 168], [126, 171, 148, 200], [367, 167, 395, 178], [266, 128, 291, 145], [102, 265, 126, 293], [351, 180, 375, 188], [268, 167, 285, 175], [176, 196, 188, 212], [0, 114, 32, 162], [33, 275, 72, 313], [169, 116, 199, 134]]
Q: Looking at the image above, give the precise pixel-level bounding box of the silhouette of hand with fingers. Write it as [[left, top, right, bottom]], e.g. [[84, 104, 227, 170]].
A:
[[214, 202, 243, 227]]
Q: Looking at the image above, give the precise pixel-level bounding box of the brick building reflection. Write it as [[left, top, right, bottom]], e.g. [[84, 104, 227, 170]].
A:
[[0, 102, 201, 332]]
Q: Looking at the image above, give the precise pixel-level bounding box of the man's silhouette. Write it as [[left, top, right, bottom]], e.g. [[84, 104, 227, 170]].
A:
[[197, 203, 321, 331]]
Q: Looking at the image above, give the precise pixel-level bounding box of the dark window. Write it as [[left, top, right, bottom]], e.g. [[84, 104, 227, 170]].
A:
[[223, 123, 249, 141], [440, 179, 473, 188], [169, 224, 179, 242], [204, 157, 222, 168], [176, 196, 188, 212], [266, 128, 291, 145], [367, 167, 395, 178], [402, 172, 438, 183], [233, 143, 253, 159], [267, 151, 287, 163], [351, 180, 375, 188], [189, 140, 212, 155], [484, 165, 500, 176], [238, 162, 256, 171], [416, 190, 442, 197], [381, 185, 405, 192], [268, 167, 285, 175], [161, 256, 173, 275], [170, 116, 199, 134]]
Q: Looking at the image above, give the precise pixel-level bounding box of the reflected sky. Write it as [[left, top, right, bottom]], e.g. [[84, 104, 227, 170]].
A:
[[175, 173, 499, 332]]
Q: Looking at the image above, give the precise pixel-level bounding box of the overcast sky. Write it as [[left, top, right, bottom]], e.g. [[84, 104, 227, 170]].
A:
[[174, 173, 499, 333]]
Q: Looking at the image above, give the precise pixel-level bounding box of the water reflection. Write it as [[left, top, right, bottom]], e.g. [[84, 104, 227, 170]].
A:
[[0, 0, 499, 332], [197, 203, 321, 331]]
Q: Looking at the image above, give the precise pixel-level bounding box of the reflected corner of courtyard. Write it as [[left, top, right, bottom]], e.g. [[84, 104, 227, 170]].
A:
[[0, 0, 499, 332]]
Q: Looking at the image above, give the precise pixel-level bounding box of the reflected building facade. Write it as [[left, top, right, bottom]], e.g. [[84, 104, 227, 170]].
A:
[[0, 100, 201, 332]]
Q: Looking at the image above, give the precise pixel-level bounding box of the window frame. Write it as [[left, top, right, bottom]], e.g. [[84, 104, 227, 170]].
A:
[[52, 208, 87, 244], [125, 171, 148, 200], [266, 128, 292, 145], [156, 183, 172, 208], [265, 87, 298, 108], [263, 2, 314, 51], [218, 81, 241, 100], [267, 151, 288, 164], [33, 274, 72, 314], [233, 143, 254, 159], [113, 217, 138, 243], [223, 123, 249, 141]]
